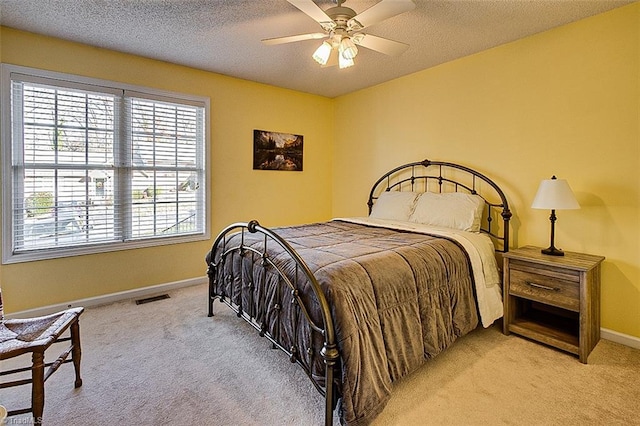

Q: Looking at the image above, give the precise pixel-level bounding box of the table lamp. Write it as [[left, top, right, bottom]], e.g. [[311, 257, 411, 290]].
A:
[[531, 176, 580, 256]]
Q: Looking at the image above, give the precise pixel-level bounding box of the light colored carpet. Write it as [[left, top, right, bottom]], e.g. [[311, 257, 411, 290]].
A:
[[1, 283, 639, 425]]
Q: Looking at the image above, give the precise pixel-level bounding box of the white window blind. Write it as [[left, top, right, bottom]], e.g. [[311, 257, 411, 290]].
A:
[[2, 65, 209, 263], [126, 95, 205, 240]]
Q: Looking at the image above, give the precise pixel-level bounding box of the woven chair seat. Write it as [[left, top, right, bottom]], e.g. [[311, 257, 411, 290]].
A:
[[0, 307, 84, 424], [0, 308, 83, 358]]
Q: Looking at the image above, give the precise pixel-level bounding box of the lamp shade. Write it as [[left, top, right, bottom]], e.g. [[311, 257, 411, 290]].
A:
[[338, 54, 354, 69], [531, 176, 580, 210], [339, 37, 358, 60], [312, 41, 332, 65]]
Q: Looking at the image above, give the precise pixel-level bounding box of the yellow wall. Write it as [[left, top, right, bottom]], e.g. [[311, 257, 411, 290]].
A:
[[0, 27, 334, 312], [333, 3, 639, 338]]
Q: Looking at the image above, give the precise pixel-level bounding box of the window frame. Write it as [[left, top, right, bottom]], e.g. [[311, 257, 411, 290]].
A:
[[1, 63, 211, 264]]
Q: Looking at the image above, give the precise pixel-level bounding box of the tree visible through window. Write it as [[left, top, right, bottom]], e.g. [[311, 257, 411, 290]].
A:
[[2, 66, 209, 263]]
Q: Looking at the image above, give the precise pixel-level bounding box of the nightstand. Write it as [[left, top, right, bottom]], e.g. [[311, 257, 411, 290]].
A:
[[503, 246, 605, 363]]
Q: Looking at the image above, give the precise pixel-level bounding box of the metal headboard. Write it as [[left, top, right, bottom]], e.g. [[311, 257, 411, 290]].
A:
[[367, 159, 512, 253]]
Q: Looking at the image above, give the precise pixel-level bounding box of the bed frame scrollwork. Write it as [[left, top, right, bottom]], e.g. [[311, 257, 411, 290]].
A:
[[368, 159, 512, 252], [206, 159, 511, 426], [207, 220, 340, 425]]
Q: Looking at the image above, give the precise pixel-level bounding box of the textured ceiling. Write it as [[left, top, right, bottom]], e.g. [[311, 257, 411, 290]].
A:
[[0, 0, 634, 98]]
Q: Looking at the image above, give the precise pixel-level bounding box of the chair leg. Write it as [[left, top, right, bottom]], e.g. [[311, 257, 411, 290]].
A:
[[32, 351, 45, 425], [71, 318, 83, 388]]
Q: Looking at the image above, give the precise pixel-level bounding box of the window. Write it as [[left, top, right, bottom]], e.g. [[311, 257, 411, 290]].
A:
[[1, 64, 210, 263]]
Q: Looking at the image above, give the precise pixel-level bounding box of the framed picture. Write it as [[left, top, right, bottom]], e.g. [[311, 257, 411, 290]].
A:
[[253, 129, 303, 171]]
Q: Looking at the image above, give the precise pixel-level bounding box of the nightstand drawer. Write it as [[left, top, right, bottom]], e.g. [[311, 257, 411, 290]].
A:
[[509, 269, 579, 311]]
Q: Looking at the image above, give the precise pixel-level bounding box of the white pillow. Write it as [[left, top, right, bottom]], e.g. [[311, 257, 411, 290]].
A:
[[408, 192, 485, 232], [369, 191, 420, 222]]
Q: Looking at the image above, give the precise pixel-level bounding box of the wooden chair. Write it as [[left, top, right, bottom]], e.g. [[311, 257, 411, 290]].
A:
[[0, 289, 84, 425]]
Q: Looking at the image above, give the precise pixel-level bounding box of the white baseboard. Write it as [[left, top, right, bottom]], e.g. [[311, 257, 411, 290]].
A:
[[601, 328, 640, 350], [7, 277, 207, 319]]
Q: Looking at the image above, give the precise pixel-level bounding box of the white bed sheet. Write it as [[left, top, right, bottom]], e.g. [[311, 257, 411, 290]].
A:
[[334, 217, 503, 327]]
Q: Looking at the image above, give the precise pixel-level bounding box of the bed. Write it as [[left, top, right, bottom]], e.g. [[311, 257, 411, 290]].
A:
[[205, 159, 511, 425]]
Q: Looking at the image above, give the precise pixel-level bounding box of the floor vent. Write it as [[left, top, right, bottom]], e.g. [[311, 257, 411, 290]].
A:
[[135, 294, 170, 305]]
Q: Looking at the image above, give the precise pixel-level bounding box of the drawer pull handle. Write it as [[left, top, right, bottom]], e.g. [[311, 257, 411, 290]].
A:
[[526, 281, 559, 292]]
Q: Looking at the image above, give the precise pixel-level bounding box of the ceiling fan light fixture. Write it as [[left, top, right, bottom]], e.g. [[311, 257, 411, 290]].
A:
[[338, 54, 354, 69], [339, 37, 358, 60], [268, 0, 416, 71], [312, 41, 332, 65]]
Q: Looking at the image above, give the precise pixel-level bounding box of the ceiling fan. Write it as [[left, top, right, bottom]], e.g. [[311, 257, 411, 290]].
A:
[[262, 0, 415, 69]]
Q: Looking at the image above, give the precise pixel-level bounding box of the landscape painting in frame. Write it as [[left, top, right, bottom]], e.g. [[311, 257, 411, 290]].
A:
[[253, 129, 303, 171]]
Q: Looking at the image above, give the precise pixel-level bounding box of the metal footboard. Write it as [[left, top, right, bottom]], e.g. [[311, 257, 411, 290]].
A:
[[207, 220, 339, 426]]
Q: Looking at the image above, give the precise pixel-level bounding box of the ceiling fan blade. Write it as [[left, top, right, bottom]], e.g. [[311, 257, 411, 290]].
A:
[[287, 0, 336, 30], [262, 32, 327, 45], [352, 33, 409, 56], [348, 0, 415, 30]]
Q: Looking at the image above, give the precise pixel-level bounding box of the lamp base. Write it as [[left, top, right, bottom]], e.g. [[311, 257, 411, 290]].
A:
[[541, 246, 564, 256]]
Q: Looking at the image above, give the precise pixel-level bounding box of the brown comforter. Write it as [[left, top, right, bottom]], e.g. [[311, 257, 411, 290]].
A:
[[209, 220, 479, 425]]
